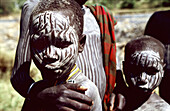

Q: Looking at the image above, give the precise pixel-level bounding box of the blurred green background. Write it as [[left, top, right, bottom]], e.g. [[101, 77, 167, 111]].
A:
[[1, 0, 170, 14], [0, 0, 170, 111]]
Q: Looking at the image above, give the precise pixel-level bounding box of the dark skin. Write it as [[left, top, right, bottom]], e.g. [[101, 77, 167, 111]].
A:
[[16, 0, 92, 111], [12, 0, 123, 110], [75, 0, 126, 110], [122, 36, 165, 110], [37, 83, 93, 111], [30, 1, 93, 111]]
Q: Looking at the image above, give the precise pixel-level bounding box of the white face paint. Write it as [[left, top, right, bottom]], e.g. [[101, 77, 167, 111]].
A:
[[30, 11, 79, 80], [127, 50, 164, 90]]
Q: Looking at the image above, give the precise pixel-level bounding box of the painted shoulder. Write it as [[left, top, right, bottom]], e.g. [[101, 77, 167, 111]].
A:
[[73, 73, 102, 111], [135, 93, 170, 111]]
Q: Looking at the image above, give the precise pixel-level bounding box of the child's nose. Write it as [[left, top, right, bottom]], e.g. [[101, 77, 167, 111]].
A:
[[43, 45, 59, 62], [136, 76, 147, 86], [137, 72, 148, 84]]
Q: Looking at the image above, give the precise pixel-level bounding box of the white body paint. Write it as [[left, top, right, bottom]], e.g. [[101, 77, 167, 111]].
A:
[[31, 11, 79, 79], [130, 50, 164, 90], [30, 9, 102, 111]]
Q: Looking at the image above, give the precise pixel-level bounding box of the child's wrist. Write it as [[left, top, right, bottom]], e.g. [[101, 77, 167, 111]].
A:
[[27, 80, 52, 100]]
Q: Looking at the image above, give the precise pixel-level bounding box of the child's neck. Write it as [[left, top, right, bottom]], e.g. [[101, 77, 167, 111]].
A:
[[54, 64, 81, 85], [124, 87, 152, 110]]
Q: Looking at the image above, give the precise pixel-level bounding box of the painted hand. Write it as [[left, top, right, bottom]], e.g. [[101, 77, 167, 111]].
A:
[[37, 83, 93, 111]]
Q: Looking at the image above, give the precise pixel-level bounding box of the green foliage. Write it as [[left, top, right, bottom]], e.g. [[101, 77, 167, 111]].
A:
[[0, 49, 14, 80], [117, 0, 135, 9], [0, 0, 170, 14], [141, 0, 170, 8], [0, 0, 26, 14], [99, 0, 117, 9], [162, 0, 170, 7], [87, 0, 170, 10], [0, 0, 15, 14], [0, 49, 24, 111], [0, 48, 42, 111], [0, 80, 24, 111], [17, 0, 26, 9]]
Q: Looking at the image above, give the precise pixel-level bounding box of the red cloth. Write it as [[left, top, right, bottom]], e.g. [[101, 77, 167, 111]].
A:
[[87, 4, 117, 110]]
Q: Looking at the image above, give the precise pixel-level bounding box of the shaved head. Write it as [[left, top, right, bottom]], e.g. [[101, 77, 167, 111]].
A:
[[124, 35, 166, 91], [30, 0, 84, 37], [125, 35, 165, 62]]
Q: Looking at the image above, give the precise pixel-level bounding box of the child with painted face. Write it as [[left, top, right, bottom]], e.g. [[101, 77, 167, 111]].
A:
[[144, 10, 170, 104], [11, 0, 118, 110], [122, 35, 170, 110], [27, 0, 102, 110]]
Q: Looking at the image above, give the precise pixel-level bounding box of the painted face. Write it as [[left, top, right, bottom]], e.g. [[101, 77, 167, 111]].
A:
[[30, 11, 79, 80], [125, 50, 164, 91]]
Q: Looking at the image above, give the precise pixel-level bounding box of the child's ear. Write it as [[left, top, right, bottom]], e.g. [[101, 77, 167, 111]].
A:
[[78, 34, 86, 53], [163, 63, 166, 70], [122, 61, 127, 75]]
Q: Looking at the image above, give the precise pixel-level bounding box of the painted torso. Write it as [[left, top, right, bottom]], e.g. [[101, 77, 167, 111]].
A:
[[67, 68, 102, 111]]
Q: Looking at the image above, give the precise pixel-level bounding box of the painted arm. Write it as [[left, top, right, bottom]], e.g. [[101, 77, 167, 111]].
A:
[[11, 0, 39, 97]]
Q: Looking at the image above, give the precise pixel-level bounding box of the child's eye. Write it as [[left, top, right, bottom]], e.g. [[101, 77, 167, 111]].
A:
[[31, 36, 45, 50], [60, 41, 73, 48], [145, 67, 159, 75], [55, 40, 73, 49]]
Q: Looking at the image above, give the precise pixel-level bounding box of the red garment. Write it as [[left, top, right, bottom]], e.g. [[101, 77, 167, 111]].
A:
[[87, 4, 117, 110]]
